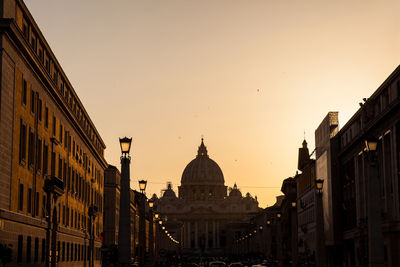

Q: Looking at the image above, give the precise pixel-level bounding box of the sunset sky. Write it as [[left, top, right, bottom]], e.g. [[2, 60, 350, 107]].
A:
[[26, 0, 400, 207]]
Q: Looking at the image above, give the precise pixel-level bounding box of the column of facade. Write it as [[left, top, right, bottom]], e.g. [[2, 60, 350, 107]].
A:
[[216, 221, 220, 248], [188, 221, 191, 248], [195, 221, 199, 248], [205, 220, 209, 249], [212, 221, 216, 248], [183, 221, 189, 248]]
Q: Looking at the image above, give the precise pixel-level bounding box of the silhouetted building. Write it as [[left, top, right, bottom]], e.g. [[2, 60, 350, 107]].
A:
[[314, 112, 341, 266], [296, 140, 317, 264], [336, 66, 400, 267], [0, 1, 107, 266], [154, 139, 260, 257]]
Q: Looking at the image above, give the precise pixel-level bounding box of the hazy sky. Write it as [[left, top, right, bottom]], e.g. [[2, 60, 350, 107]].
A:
[[26, 0, 400, 207]]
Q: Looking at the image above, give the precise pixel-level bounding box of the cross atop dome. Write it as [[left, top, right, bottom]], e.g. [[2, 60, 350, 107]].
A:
[[197, 138, 208, 157]]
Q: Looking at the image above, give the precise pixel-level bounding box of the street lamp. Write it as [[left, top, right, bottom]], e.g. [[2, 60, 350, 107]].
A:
[[365, 138, 378, 152], [148, 199, 154, 208], [364, 137, 384, 266], [291, 201, 297, 208], [119, 137, 132, 156], [315, 178, 326, 267], [118, 137, 132, 267], [138, 180, 147, 194], [276, 212, 283, 267], [147, 199, 154, 264], [138, 179, 147, 267], [315, 179, 324, 195], [154, 213, 159, 220]]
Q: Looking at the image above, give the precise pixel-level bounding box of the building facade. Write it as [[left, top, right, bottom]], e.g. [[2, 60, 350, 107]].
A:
[[0, 1, 107, 266], [337, 66, 400, 267], [295, 140, 317, 264], [154, 139, 260, 257]]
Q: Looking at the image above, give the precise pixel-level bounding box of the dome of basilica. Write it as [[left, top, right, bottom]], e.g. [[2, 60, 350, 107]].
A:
[[181, 139, 225, 185], [229, 183, 242, 198]]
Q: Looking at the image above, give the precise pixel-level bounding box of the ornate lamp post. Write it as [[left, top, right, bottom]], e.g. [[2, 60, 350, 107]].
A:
[[315, 178, 326, 267], [139, 180, 147, 194], [276, 212, 282, 267], [118, 137, 132, 267], [138, 180, 147, 267], [290, 201, 298, 267], [365, 138, 384, 267], [148, 199, 154, 264]]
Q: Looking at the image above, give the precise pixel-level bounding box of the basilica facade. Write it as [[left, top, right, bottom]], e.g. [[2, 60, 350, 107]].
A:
[[153, 139, 261, 256]]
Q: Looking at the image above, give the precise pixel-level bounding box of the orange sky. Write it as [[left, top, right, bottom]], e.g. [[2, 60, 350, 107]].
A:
[[26, 0, 400, 207]]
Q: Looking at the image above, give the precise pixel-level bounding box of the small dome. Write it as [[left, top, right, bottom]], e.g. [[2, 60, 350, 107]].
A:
[[229, 183, 242, 198], [161, 183, 177, 199], [181, 139, 224, 185]]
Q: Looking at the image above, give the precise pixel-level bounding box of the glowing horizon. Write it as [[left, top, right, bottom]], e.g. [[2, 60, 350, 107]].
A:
[[25, 0, 400, 207]]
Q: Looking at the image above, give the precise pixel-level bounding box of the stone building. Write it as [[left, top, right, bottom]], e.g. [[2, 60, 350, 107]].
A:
[[154, 139, 260, 257], [336, 66, 400, 267], [295, 140, 317, 264], [103, 166, 120, 248], [0, 1, 107, 266]]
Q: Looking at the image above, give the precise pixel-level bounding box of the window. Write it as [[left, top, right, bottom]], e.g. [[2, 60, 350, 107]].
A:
[[34, 237, 39, 262], [30, 32, 36, 51], [41, 238, 45, 262], [22, 19, 28, 39], [22, 80, 27, 106], [35, 192, 39, 216], [63, 162, 67, 184], [30, 89, 35, 114], [45, 106, 49, 128], [38, 98, 42, 122], [66, 207, 69, 227], [66, 243, 69, 261], [59, 124, 63, 144], [62, 242, 65, 261], [27, 188, 32, 214], [19, 119, 27, 164], [51, 150, 55, 176], [26, 236, 31, 262], [43, 142, 48, 175], [63, 205, 65, 225], [36, 137, 42, 172], [64, 130, 68, 149], [58, 156, 62, 179], [18, 183, 24, 211], [39, 46, 44, 63], [17, 235, 23, 263], [28, 127, 34, 167], [53, 115, 57, 136], [42, 195, 46, 218], [71, 209, 74, 228]]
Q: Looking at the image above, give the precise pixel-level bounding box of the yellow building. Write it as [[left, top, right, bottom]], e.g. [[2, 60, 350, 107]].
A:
[[0, 0, 107, 266]]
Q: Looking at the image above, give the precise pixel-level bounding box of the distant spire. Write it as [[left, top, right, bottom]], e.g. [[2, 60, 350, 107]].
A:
[[302, 139, 308, 148], [197, 137, 208, 157], [298, 138, 310, 171]]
